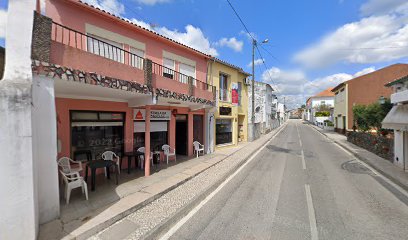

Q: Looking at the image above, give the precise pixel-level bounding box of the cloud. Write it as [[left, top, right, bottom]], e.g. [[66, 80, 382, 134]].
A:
[[261, 66, 376, 109], [360, 0, 408, 16], [215, 37, 243, 52], [294, 2, 408, 69], [247, 58, 264, 68], [136, 0, 171, 5], [129, 18, 218, 56], [82, 0, 125, 15], [0, 8, 6, 39]]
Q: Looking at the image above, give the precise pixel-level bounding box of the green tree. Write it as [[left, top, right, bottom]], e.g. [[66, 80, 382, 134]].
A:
[[352, 99, 393, 133]]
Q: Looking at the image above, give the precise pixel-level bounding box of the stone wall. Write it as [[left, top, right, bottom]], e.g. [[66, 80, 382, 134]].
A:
[[347, 132, 394, 161], [31, 12, 52, 62]]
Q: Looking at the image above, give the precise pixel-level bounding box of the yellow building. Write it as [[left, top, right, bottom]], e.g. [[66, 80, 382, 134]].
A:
[[208, 58, 250, 149]]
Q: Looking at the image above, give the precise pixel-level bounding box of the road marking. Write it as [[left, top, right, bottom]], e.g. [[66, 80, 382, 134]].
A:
[[301, 150, 306, 170], [159, 124, 287, 240], [296, 124, 303, 147], [305, 184, 319, 240], [296, 124, 306, 170]]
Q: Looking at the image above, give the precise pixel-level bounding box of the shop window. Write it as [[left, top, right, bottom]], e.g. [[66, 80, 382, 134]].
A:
[[70, 111, 125, 160], [134, 121, 169, 151], [216, 119, 233, 145]]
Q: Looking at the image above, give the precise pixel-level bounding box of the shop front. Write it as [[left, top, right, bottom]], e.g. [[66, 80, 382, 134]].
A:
[[216, 119, 233, 145]]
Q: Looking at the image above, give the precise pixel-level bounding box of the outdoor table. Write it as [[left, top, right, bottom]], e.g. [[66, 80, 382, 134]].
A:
[[124, 151, 144, 174], [84, 160, 118, 191]]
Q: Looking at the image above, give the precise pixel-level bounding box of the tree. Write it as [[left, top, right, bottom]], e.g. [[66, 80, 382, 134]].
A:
[[352, 99, 393, 133]]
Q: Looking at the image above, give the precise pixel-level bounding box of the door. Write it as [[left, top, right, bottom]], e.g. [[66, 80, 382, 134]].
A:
[[342, 116, 346, 134], [176, 115, 188, 155], [193, 115, 204, 144]]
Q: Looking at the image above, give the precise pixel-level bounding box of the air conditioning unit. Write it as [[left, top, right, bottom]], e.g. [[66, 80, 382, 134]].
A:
[[244, 77, 251, 85]]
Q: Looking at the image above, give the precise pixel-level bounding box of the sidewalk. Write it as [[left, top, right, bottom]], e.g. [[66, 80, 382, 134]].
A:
[[310, 124, 408, 192], [39, 124, 285, 240]]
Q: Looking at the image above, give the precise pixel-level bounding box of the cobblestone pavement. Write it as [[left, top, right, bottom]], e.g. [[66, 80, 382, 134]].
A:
[[88, 126, 285, 240]]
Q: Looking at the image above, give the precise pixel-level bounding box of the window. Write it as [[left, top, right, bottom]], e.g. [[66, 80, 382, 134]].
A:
[[163, 58, 175, 79], [87, 34, 124, 63], [179, 63, 196, 84], [219, 73, 229, 101], [130, 47, 145, 70], [237, 82, 242, 106]]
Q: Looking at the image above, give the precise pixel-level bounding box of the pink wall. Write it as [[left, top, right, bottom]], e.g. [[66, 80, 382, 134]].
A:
[[46, 0, 209, 84], [51, 42, 145, 84]]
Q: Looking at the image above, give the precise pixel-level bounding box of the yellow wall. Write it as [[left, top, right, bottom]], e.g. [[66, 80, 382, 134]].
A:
[[209, 61, 249, 149], [333, 84, 349, 130]]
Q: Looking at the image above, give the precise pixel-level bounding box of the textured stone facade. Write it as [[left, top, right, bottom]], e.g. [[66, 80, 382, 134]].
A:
[[32, 60, 151, 94], [155, 88, 215, 106], [31, 12, 52, 63], [144, 59, 153, 87], [31, 60, 215, 106]]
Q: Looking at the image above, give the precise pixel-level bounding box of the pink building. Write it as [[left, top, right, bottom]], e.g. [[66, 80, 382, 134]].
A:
[[33, 0, 216, 177]]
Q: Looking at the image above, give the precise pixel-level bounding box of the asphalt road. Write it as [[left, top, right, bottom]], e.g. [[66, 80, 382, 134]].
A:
[[163, 120, 408, 240]]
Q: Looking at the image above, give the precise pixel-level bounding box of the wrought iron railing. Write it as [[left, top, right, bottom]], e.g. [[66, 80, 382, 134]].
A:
[[51, 22, 215, 93]]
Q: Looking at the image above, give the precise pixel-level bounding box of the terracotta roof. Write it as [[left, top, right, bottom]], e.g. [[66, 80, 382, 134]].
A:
[[313, 87, 335, 98], [212, 57, 251, 76], [332, 63, 408, 92], [385, 74, 408, 87]]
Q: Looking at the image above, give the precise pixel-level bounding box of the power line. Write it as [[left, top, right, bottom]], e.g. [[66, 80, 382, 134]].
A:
[[225, 0, 255, 41]]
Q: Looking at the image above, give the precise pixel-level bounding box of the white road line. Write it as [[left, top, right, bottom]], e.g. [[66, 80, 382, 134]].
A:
[[305, 184, 319, 240], [296, 124, 303, 147], [158, 124, 287, 240], [296, 124, 306, 170], [301, 150, 306, 170]]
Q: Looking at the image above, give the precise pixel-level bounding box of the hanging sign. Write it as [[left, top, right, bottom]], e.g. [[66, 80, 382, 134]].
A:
[[231, 82, 239, 105], [133, 109, 171, 121]]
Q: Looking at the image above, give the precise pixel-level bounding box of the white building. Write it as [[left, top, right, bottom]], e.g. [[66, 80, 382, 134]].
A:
[[382, 75, 408, 171], [305, 88, 335, 127], [248, 82, 276, 140]]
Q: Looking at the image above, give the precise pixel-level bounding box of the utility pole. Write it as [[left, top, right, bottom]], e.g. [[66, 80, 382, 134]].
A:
[[251, 39, 256, 141]]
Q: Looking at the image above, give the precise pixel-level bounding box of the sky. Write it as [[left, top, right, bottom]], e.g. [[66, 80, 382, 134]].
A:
[[1, 0, 408, 109]]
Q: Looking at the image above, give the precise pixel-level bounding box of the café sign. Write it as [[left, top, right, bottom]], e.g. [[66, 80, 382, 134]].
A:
[[133, 109, 171, 121]]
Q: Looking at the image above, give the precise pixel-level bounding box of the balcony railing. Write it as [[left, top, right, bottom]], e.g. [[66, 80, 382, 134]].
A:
[[51, 22, 215, 93], [219, 88, 230, 102]]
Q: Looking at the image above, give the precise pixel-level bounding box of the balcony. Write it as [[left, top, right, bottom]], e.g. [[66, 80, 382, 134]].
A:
[[391, 89, 408, 104], [47, 21, 215, 103]]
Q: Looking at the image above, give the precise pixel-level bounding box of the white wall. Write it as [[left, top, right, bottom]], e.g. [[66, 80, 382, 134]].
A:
[[394, 131, 405, 169], [32, 76, 60, 224], [311, 97, 334, 108], [0, 0, 38, 239]]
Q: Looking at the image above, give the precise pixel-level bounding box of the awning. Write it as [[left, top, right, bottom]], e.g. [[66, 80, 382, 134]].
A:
[[382, 104, 408, 131]]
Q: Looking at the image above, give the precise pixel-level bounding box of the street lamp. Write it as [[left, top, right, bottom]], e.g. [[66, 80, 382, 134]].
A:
[[251, 38, 268, 140]]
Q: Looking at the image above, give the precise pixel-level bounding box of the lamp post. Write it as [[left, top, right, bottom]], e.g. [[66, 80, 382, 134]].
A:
[[251, 38, 268, 140]]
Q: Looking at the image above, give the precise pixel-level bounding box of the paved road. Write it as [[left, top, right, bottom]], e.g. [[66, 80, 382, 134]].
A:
[[163, 120, 408, 240]]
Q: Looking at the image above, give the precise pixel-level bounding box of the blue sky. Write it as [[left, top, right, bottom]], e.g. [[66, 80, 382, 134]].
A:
[[1, 0, 408, 108]]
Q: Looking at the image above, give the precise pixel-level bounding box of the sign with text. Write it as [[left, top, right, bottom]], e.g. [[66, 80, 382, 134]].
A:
[[231, 82, 239, 105], [133, 109, 171, 121]]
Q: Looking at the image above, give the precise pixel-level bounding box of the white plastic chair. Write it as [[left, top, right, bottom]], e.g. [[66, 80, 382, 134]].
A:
[[57, 157, 83, 174], [137, 147, 153, 169], [162, 145, 176, 164], [193, 141, 205, 158], [102, 151, 121, 176], [60, 170, 88, 204]]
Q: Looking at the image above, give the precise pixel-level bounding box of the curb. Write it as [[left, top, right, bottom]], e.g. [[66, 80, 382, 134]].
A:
[[308, 124, 408, 193], [143, 123, 287, 240]]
